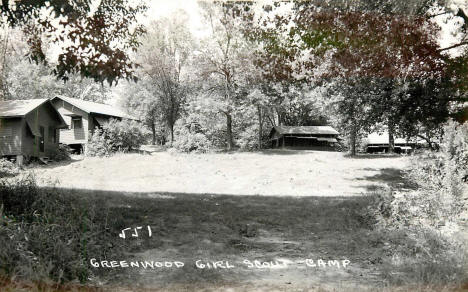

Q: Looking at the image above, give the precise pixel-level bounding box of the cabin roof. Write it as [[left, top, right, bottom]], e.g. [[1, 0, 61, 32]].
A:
[[0, 99, 50, 118], [271, 126, 340, 136], [0, 98, 68, 128], [52, 95, 135, 119]]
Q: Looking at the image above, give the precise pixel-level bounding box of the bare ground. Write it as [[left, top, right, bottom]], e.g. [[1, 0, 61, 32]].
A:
[[34, 150, 410, 196], [28, 150, 418, 291]]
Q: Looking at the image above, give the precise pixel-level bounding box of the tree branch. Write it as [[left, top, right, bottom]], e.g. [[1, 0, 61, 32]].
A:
[[427, 11, 452, 18], [438, 41, 468, 52]]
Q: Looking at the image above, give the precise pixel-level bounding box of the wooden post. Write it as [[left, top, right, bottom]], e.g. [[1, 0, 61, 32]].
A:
[[282, 136, 285, 149]]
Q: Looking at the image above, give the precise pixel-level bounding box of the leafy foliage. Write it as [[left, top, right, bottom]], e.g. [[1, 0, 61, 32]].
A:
[[85, 129, 111, 158], [85, 119, 148, 157], [131, 13, 192, 144], [48, 145, 72, 162], [172, 127, 212, 153], [3, 40, 113, 102], [101, 119, 148, 152], [0, 174, 123, 284], [246, 1, 466, 154], [194, 2, 260, 150], [1, 0, 147, 84], [0, 159, 19, 178], [364, 120, 468, 287], [369, 121, 467, 229], [237, 124, 261, 150]]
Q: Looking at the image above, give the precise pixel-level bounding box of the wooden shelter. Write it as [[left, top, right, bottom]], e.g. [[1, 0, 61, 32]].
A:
[[363, 132, 425, 154], [0, 99, 67, 164], [269, 126, 340, 149], [51, 95, 134, 153]]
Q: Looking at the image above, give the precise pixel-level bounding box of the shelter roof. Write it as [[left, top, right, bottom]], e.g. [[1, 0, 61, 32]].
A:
[[271, 126, 340, 136]]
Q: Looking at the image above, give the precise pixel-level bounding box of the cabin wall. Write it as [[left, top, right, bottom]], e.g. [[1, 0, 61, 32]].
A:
[[0, 118, 22, 156], [90, 114, 121, 129], [52, 99, 89, 145], [23, 103, 61, 157]]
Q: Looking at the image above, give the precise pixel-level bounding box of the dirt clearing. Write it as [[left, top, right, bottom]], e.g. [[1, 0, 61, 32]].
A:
[[34, 150, 409, 196], [27, 150, 416, 290], [58, 188, 388, 291]]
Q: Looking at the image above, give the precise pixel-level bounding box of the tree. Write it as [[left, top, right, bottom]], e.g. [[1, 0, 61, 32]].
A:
[[250, 2, 454, 155], [122, 12, 193, 145], [119, 78, 161, 145], [1, 29, 113, 103], [137, 13, 193, 144], [245, 88, 268, 149], [0, 0, 147, 85], [196, 1, 258, 150]]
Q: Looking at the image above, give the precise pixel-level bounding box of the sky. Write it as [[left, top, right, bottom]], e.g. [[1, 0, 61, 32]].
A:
[[140, 0, 206, 37]]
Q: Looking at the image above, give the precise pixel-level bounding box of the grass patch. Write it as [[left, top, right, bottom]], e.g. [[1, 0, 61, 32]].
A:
[[379, 227, 468, 289], [0, 275, 102, 292], [0, 175, 121, 284]]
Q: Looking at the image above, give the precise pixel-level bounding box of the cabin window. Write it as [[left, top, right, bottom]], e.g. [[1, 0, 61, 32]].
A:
[[0, 119, 12, 137], [71, 117, 83, 129], [48, 126, 57, 143]]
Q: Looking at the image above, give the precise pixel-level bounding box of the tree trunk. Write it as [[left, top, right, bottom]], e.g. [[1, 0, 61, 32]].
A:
[[225, 112, 234, 150], [169, 124, 174, 145], [0, 25, 9, 101], [276, 108, 282, 126], [151, 122, 156, 145], [349, 122, 357, 156], [257, 105, 263, 150], [417, 134, 436, 151], [388, 119, 395, 153]]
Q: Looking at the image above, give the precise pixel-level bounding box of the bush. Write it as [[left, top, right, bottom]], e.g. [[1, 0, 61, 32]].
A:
[[85, 119, 148, 157], [172, 125, 212, 153], [101, 119, 148, 152], [0, 159, 19, 178], [379, 227, 467, 288], [370, 121, 468, 230], [408, 121, 467, 226], [85, 129, 112, 157], [367, 120, 468, 287], [237, 125, 259, 150], [49, 145, 72, 162], [0, 175, 117, 284]]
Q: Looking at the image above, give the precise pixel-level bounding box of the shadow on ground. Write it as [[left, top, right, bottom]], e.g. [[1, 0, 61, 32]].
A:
[[354, 168, 418, 191], [26, 157, 82, 170], [345, 154, 404, 159], [39, 186, 389, 290], [256, 148, 341, 155]]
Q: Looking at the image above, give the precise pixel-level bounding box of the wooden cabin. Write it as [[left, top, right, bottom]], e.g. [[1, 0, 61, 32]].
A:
[[51, 95, 134, 153], [363, 132, 425, 154], [0, 99, 67, 164], [269, 126, 340, 149]]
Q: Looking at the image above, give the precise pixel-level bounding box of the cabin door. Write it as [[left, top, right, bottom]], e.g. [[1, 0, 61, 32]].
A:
[[39, 126, 45, 153]]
